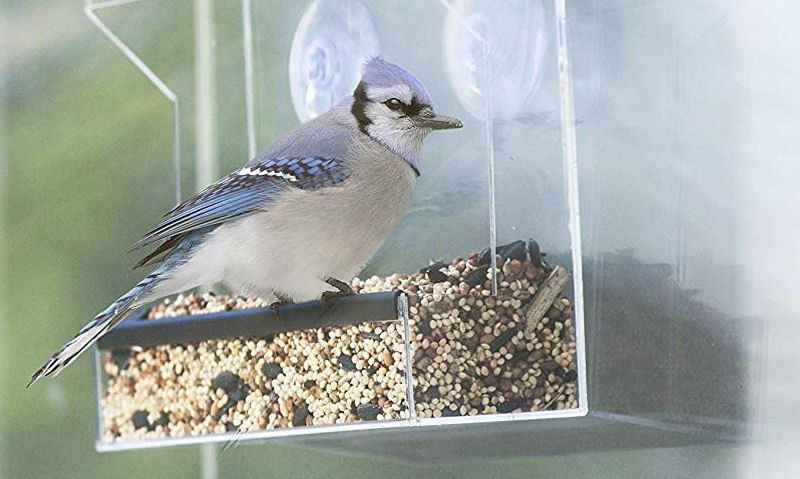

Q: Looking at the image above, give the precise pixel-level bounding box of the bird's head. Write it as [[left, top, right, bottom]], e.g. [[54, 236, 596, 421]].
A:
[[351, 57, 462, 174]]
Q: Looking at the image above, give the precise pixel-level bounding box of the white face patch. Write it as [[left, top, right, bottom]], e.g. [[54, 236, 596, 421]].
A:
[[237, 166, 298, 182], [363, 101, 429, 166], [356, 82, 433, 171]]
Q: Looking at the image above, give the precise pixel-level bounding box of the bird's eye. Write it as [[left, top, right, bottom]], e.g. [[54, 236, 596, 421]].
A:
[[384, 98, 403, 111]]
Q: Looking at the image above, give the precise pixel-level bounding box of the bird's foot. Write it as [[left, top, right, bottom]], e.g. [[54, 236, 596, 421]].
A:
[[325, 277, 355, 295], [269, 294, 294, 319], [321, 278, 356, 312]]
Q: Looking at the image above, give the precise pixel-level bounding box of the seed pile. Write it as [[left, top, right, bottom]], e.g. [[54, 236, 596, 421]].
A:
[[101, 240, 578, 442], [403, 241, 578, 418], [101, 295, 409, 442]]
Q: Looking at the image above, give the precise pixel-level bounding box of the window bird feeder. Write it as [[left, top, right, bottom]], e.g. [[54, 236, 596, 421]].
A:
[[87, 0, 748, 461]]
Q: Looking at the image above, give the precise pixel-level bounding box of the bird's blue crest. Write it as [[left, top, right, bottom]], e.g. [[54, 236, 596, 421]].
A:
[[361, 57, 432, 106]]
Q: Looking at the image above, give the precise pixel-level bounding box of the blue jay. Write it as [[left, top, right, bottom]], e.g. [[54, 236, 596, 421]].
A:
[[29, 57, 462, 386]]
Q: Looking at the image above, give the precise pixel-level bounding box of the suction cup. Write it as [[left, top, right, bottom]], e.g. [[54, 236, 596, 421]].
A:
[[443, 0, 548, 123], [289, 0, 381, 122]]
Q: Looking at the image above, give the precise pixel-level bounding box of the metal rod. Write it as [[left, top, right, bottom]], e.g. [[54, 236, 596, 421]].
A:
[[398, 293, 417, 420], [482, 41, 498, 296], [97, 291, 400, 350]]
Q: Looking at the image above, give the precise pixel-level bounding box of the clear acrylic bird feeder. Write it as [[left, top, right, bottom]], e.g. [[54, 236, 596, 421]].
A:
[[87, 0, 747, 461]]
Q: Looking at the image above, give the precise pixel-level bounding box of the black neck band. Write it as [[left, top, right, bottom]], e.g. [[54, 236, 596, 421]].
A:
[[351, 82, 372, 134]]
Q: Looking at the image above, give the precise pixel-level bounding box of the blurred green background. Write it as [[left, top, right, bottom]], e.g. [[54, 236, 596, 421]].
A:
[[1, 1, 797, 478]]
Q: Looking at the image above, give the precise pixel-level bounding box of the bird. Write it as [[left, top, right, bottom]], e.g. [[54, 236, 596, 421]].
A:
[[28, 57, 462, 386]]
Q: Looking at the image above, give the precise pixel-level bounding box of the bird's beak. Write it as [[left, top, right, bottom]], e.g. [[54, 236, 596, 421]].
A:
[[415, 107, 463, 130]]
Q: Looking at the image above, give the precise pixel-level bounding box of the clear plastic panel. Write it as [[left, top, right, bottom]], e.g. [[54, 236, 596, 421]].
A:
[[402, 0, 586, 421], [91, 0, 588, 450], [571, 0, 756, 438], [6, 0, 800, 473]]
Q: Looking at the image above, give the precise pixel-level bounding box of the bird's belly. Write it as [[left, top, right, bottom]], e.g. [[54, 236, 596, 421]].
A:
[[201, 169, 415, 300]]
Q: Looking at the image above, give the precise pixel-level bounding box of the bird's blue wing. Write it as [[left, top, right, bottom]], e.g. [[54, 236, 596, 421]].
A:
[[132, 156, 348, 251]]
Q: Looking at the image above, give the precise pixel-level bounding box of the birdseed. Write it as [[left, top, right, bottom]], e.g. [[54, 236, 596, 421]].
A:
[[100, 240, 578, 442]]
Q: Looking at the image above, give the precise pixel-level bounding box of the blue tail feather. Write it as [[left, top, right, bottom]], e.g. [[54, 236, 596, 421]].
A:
[[28, 273, 161, 387]]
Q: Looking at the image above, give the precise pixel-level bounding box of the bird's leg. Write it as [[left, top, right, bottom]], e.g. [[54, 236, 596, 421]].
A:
[[320, 277, 356, 312], [325, 277, 355, 295], [269, 293, 294, 319]]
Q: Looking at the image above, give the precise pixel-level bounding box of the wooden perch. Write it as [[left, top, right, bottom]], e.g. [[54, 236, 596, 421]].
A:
[[524, 266, 569, 337]]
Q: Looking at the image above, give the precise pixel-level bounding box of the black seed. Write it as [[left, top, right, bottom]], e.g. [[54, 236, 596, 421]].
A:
[[228, 387, 247, 402], [464, 266, 489, 287], [262, 362, 282, 380], [292, 402, 310, 427], [418, 319, 432, 336], [337, 354, 357, 371], [425, 385, 440, 399], [132, 410, 150, 430], [213, 371, 242, 392], [490, 328, 518, 352], [460, 378, 473, 391], [359, 332, 381, 340], [213, 398, 238, 421], [565, 369, 578, 382], [442, 408, 462, 417], [541, 360, 558, 373], [111, 349, 131, 371], [477, 247, 493, 265], [512, 348, 531, 364], [154, 412, 170, 429], [546, 402, 558, 411], [419, 262, 447, 274], [225, 422, 238, 432], [350, 402, 359, 415], [497, 240, 527, 262], [554, 367, 567, 381], [425, 268, 449, 283], [356, 403, 381, 421], [528, 239, 545, 266], [213, 371, 248, 403], [303, 379, 316, 389], [497, 398, 525, 413]]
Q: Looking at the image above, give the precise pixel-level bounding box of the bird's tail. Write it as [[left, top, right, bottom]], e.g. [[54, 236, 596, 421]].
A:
[[28, 271, 165, 387]]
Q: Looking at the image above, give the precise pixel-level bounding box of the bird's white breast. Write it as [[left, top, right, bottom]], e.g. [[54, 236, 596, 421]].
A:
[[176, 138, 417, 302]]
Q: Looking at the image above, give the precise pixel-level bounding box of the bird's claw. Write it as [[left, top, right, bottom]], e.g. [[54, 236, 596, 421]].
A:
[[321, 277, 356, 312], [269, 295, 294, 320], [325, 277, 355, 295]]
